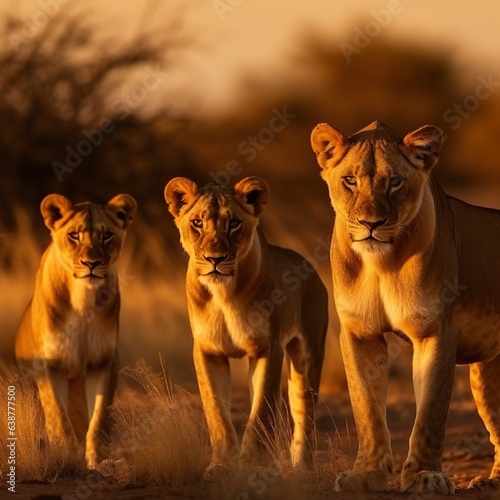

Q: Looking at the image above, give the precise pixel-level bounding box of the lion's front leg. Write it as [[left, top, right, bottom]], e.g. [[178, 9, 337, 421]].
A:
[[84, 361, 116, 470], [193, 343, 239, 479], [36, 367, 79, 454], [401, 326, 457, 495], [334, 329, 393, 493], [240, 342, 283, 468]]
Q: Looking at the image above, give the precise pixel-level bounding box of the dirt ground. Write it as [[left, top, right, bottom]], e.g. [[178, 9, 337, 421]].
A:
[[10, 378, 500, 500]]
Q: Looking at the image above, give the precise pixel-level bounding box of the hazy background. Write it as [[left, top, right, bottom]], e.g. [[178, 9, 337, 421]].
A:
[[1, 0, 500, 393]]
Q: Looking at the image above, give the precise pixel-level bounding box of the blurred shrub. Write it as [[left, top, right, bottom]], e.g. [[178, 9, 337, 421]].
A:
[[0, 7, 192, 275]]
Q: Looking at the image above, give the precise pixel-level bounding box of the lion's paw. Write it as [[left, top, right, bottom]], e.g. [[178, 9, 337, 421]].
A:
[[468, 475, 500, 490], [203, 463, 236, 483], [402, 470, 455, 495], [94, 458, 129, 480], [334, 470, 388, 492]]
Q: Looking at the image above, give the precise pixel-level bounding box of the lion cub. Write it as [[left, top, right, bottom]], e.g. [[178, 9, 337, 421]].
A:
[[15, 194, 136, 469], [164, 176, 328, 477]]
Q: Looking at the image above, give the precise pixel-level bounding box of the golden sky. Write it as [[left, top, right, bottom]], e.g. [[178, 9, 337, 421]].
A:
[[6, 0, 500, 113]]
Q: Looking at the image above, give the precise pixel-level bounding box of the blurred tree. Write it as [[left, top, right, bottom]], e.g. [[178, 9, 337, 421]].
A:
[[0, 7, 193, 274]]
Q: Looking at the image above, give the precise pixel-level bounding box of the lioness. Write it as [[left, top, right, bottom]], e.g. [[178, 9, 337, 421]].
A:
[[311, 121, 500, 494], [16, 193, 137, 469], [164, 176, 328, 476]]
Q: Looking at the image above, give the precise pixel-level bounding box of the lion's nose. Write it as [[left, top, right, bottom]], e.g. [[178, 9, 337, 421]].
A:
[[203, 254, 228, 266], [357, 217, 387, 231], [80, 259, 103, 270]]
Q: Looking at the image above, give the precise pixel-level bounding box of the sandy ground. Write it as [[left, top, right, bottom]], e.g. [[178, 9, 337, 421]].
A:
[[10, 380, 500, 500]]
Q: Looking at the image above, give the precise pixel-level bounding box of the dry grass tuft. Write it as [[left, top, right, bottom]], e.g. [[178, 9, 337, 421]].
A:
[[110, 359, 210, 486], [231, 404, 350, 499], [247, 394, 350, 492], [0, 373, 85, 482]]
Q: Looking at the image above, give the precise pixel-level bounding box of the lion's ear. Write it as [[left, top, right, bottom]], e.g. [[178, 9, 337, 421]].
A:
[[164, 177, 199, 218], [402, 125, 444, 171], [40, 194, 73, 230], [106, 194, 137, 230], [310, 123, 348, 169], [234, 177, 269, 216]]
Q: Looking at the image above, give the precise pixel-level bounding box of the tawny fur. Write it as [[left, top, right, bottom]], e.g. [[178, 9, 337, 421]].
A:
[[164, 177, 328, 477], [15, 194, 136, 469], [311, 121, 500, 494]]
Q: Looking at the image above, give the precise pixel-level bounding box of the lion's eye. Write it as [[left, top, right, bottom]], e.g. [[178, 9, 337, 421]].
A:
[[342, 176, 357, 186], [229, 219, 242, 230], [191, 219, 203, 229], [68, 232, 79, 242], [103, 231, 114, 243], [389, 177, 404, 189]]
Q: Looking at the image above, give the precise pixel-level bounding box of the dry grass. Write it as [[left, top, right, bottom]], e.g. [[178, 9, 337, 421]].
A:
[[255, 401, 294, 475], [0, 373, 85, 482], [0, 360, 207, 485], [107, 355, 351, 493], [226, 395, 350, 499], [110, 359, 210, 486], [0, 358, 350, 497]]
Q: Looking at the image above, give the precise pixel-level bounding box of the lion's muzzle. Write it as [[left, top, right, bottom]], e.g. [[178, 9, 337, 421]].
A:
[[201, 253, 234, 276], [74, 259, 107, 279]]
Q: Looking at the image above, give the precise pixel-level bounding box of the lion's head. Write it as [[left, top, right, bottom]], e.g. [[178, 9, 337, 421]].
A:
[[164, 177, 268, 285], [40, 194, 137, 281], [311, 121, 444, 254]]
